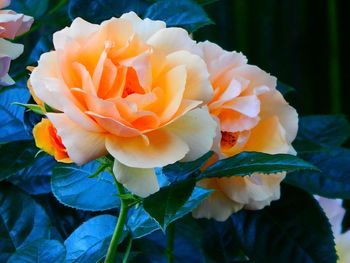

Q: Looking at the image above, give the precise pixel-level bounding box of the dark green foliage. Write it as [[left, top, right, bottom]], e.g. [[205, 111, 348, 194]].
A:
[[200, 151, 318, 179], [145, 0, 213, 32], [7, 239, 66, 263], [0, 184, 51, 262], [230, 185, 337, 263]]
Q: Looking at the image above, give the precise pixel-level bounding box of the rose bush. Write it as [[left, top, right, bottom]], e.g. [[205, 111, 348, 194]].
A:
[[0, 1, 347, 262]]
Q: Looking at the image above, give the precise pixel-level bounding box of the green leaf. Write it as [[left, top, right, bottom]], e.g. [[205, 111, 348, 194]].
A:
[[0, 141, 38, 181], [143, 180, 196, 230], [145, 0, 213, 32], [298, 115, 350, 147], [0, 85, 31, 143], [161, 151, 213, 183], [7, 239, 66, 263], [199, 151, 318, 179], [8, 154, 56, 195], [12, 103, 45, 115], [64, 215, 123, 263], [68, 0, 149, 23], [285, 147, 350, 199], [276, 81, 296, 96], [51, 161, 119, 211], [129, 187, 211, 238], [127, 206, 160, 239], [10, 0, 49, 18], [0, 184, 51, 262], [230, 185, 337, 263]]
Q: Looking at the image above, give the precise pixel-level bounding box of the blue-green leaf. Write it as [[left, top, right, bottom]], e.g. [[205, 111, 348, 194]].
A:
[[10, 0, 49, 18], [199, 151, 318, 179], [0, 86, 31, 143], [0, 141, 38, 181], [68, 0, 149, 23], [127, 206, 160, 239], [8, 154, 56, 195], [7, 239, 66, 263], [51, 161, 119, 211], [285, 147, 350, 199], [128, 187, 211, 238], [276, 81, 296, 96], [231, 185, 337, 263], [161, 151, 213, 183], [64, 215, 122, 263], [143, 180, 196, 230], [145, 0, 213, 32], [298, 115, 350, 147], [0, 184, 51, 262]]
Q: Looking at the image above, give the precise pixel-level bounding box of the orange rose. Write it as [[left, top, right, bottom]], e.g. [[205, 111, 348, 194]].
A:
[[192, 41, 298, 221], [30, 13, 216, 197], [33, 118, 72, 163]]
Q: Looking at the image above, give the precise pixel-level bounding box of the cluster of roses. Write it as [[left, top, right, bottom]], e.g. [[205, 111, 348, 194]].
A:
[[0, 0, 32, 85], [28, 12, 298, 221]]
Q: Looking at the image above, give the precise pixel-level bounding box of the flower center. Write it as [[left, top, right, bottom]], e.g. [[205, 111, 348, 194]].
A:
[[122, 67, 145, 98], [221, 131, 238, 149]]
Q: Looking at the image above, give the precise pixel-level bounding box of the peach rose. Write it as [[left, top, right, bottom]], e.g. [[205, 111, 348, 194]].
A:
[[192, 41, 298, 221], [317, 197, 350, 263], [30, 13, 216, 197], [0, 0, 33, 86], [33, 118, 72, 163]]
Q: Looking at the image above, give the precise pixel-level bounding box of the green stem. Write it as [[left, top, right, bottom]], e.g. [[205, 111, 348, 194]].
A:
[[327, 0, 341, 113], [104, 181, 129, 263], [122, 236, 133, 263], [165, 223, 175, 263]]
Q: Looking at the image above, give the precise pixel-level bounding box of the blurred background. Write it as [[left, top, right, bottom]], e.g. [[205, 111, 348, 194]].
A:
[[196, 0, 349, 117]]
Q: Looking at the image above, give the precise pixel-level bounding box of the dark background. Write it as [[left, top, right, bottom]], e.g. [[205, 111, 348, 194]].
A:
[[195, 0, 349, 118]]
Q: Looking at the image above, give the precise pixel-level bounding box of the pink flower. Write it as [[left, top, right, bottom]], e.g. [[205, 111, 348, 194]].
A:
[[0, 0, 33, 86]]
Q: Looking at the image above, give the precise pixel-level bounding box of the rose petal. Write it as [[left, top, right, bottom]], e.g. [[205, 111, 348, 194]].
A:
[[121, 11, 166, 41], [47, 113, 107, 165], [147, 27, 199, 56], [113, 159, 159, 197], [106, 128, 189, 168], [0, 38, 22, 59], [166, 107, 216, 162]]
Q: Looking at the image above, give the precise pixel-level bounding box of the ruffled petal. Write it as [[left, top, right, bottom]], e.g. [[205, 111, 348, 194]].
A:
[[53, 17, 99, 50], [166, 107, 217, 162], [113, 160, 159, 197], [147, 27, 199, 56], [0, 38, 23, 59], [259, 90, 298, 143], [165, 50, 212, 104], [47, 113, 107, 165], [121, 11, 166, 41], [106, 128, 189, 168], [193, 179, 243, 221]]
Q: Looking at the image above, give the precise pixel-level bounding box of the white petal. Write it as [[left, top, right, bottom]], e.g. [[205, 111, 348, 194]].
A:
[[120, 12, 166, 41], [147, 27, 200, 56], [53, 17, 99, 50], [113, 160, 159, 197]]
